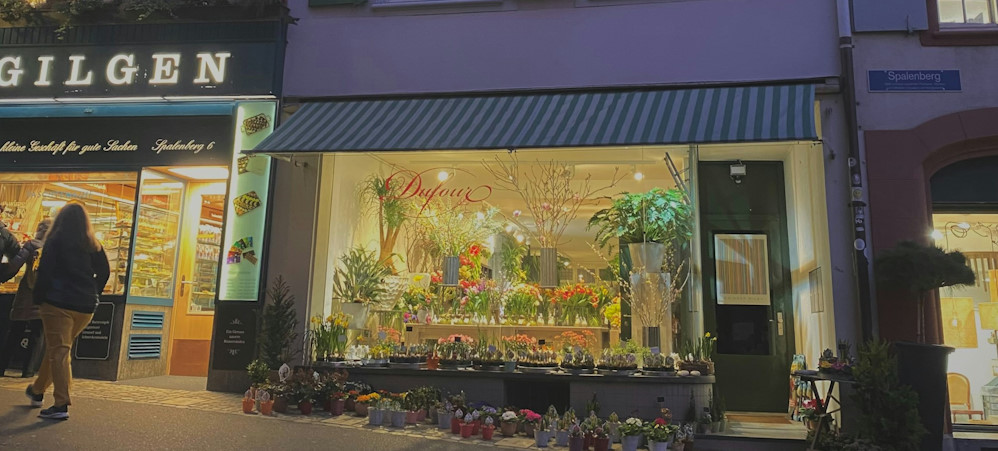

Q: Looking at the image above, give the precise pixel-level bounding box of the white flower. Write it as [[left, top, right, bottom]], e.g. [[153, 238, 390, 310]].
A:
[[625, 418, 643, 427], [502, 411, 518, 421]]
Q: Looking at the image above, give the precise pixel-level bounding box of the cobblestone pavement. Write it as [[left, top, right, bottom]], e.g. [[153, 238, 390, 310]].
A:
[[0, 376, 540, 449]]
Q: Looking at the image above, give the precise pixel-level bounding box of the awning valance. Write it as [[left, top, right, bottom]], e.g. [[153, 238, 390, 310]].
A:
[[252, 84, 816, 153]]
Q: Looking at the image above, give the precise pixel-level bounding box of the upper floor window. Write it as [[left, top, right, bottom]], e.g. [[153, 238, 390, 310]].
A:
[[938, 0, 998, 26]]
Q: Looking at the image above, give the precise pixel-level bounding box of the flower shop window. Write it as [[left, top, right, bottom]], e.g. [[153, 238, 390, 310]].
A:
[[313, 146, 697, 362]]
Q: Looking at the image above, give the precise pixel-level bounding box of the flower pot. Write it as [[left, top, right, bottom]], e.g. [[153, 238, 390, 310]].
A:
[[525, 423, 536, 438], [376, 275, 407, 310], [710, 421, 720, 433], [461, 422, 475, 438], [719, 419, 727, 433], [535, 430, 552, 448], [607, 423, 620, 443], [648, 441, 670, 451], [569, 436, 585, 451], [406, 411, 420, 424], [260, 400, 274, 416], [501, 421, 518, 437], [273, 397, 289, 414], [443, 256, 460, 286], [621, 435, 643, 451], [438, 410, 453, 429], [391, 411, 407, 428], [584, 434, 595, 449], [482, 425, 495, 441], [504, 361, 516, 372], [895, 342, 954, 451], [341, 302, 370, 329], [298, 401, 313, 416], [594, 437, 610, 451], [331, 399, 346, 416], [383, 410, 393, 426], [242, 397, 256, 414], [417, 409, 427, 422], [368, 408, 383, 426], [426, 356, 440, 370], [555, 430, 570, 446], [540, 247, 558, 288], [345, 399, 356, 412], [355, 402, 369, 417], [472, 419, 482, 435], [673, 443, 685, 451], [628, 242, 666, 272], [451, 416, 462, 434]]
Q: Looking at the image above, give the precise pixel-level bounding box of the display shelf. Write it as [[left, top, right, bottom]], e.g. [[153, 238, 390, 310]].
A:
[[402, 323, 618, 349]]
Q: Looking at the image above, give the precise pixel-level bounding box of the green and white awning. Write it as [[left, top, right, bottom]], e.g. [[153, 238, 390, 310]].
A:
[[251, 84, 816, 153]]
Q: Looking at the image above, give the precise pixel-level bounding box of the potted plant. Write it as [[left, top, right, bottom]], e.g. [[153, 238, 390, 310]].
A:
[[436, 402, 453, 429], [568, 424, 585, 451], [355, 393, 378, 417], [500, 410, 519, 436], [679, 333, 716, 375], [452, 408, 465, 434], [619, 417, 645, 451], [361, 174, 412, 275], [422, 202, 500, 286], [458, 412, 474, 438], [286, 370, 317, 416], [482, 416, 496, 441], [368, 396, 387, 426], [588, 187, 692, 269], [242, 388, 256, 414], [647, 418, 678, 451], [535, 414, 553, 448], [390, 400, 407, 428], [270, 381, 290, 414], [329, 390, 347, 416], [556, 409, 576, 446], [592, 425, 611, 451], [259, 276, 299, 371], [606, 412, 621, 443], [258, 389, 274, 416], [246, 358, 270, 411], [332, 247, 391, 329], [521, 409, 542, 437], [875, 241, 974, 451], [581, 411, 600, 449]]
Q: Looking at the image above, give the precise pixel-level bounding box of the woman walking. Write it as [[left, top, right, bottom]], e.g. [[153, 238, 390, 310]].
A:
[[24, 203, 109, 420]]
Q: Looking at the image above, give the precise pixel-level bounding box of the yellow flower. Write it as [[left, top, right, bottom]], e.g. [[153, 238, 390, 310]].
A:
[[413, 275, 425, 282], [705, 332, 711, 338], [326, 315, 334, 323]]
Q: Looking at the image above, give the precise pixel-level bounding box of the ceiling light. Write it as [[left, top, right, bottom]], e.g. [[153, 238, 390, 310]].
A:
[[438, 170, 449, 182], [931, 230, 944, 240], [476, 212, 485, 220], [959, 222, 971, 230], [41, 200, 66, 208], [515, 234, 524, 243], [167, 167, 230, 180], [634, 171, 644, 181]]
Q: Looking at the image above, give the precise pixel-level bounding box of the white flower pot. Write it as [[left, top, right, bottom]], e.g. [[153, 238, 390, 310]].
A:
[[341, 303, 370, 330], [628, 242, 666, 273]]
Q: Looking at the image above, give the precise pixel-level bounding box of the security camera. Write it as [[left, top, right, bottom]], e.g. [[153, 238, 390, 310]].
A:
[[730, 161, 746, 184]]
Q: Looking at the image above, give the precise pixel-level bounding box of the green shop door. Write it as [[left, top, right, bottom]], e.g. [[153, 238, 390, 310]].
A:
[[698, 161, 794, 413]]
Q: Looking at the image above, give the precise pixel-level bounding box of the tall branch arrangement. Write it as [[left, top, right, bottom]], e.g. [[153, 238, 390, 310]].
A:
[[360, 174, 413, 274], [482, 154, 624, 247]]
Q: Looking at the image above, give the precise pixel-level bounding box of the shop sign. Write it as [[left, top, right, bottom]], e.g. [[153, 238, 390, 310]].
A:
[[0, 115, 234, 168], [385, 168, 493, 213], [0, 44, 277, 98], [868, 70, 961, 92], [211, 306, 257, 370], [74, 302, 115, 360]]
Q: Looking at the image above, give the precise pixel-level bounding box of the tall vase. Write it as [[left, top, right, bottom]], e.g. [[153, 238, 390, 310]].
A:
[[341, 302, 370, 330], [443, 256, 460, 286], [540, 247, 558, 288], [627, 242, 666, 272]]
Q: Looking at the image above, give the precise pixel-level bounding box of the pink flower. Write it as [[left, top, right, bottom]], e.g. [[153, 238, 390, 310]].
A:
[[541, 202, 552, 210], [513, 210, 521, 217]]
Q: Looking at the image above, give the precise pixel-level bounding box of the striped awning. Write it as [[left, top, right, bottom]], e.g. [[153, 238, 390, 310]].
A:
[[252, 85, 816, 153]]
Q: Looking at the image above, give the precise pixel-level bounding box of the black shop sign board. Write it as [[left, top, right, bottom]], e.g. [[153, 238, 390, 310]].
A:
[[0, 114, 234, 168], [75, 302, 115, 360], [212, 306, 257, 371]]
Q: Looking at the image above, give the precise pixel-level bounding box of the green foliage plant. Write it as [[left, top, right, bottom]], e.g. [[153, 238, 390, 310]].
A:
[[259, 275, 299, 369], [849, 340, 925, 451], [332, 247, 390, 304], [588, 188, 693, 249]]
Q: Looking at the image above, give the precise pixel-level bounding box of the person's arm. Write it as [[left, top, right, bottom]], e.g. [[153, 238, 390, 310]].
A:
[[0, 241, 34, 283], [92, 247, 111, 293]]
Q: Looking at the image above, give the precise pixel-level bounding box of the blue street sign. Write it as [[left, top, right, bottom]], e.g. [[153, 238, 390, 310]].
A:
[[868, 70, 961, 92]]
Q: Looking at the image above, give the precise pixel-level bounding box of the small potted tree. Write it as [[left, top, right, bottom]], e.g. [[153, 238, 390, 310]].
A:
[[875, 240, 974, 450]]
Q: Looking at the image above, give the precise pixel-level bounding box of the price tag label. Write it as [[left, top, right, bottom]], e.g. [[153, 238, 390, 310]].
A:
[[538, 339, 546, 345], [455, 336, 462, 342], [405, 326, 413, 332]]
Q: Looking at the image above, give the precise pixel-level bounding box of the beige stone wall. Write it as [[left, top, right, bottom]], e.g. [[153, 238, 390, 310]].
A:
[[116, 304, 172, 380]]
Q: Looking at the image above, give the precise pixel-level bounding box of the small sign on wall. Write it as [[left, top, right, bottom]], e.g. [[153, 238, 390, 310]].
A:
[[868, 70, 961, 92]]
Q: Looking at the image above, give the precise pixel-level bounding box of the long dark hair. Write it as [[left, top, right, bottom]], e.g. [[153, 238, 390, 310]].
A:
[[47, 203, 101, 252]]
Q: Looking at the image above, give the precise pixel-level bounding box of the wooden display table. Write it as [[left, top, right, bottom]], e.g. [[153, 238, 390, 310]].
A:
[[403, 323, 619, 349], [311, 364, 713, 419]]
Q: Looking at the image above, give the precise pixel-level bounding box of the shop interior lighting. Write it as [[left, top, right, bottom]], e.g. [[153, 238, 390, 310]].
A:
[[166, 166, 230, 181], [476, 211, 486, 220], [931, 230, 944, 240], [53, 183, 134, 204], [437, 170, 450, 182], [633, 165, 644, 181], [515, 234, 525, 243], [959, 222, 971, 230], [41, 200, 67, 208]]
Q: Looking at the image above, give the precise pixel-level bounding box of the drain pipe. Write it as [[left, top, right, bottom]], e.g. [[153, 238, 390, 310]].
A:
[[836, 0, 877, 341]]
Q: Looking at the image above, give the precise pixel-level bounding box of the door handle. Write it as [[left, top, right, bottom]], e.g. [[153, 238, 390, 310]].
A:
[[180, 275, 195, 297]]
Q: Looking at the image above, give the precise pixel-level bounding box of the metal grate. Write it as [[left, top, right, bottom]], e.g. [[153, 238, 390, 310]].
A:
[[127, 335, 162, 359], [131, 311, 165, 329]]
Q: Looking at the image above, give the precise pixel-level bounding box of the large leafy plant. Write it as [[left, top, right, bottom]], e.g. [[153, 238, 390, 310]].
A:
[[874, 240, 974, 343], [332, 247, 391, 304], [588, 188, 693, 248]]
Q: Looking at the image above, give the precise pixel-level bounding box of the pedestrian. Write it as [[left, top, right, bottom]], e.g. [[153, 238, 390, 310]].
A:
[[0, 219, 51, 378], [0, 203, 25, 278], [24, 203, 109, 420]]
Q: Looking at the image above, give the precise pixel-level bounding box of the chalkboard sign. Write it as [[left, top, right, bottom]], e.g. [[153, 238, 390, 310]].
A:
[[212, 307, 257, 370], [75, 302, 115, 360]]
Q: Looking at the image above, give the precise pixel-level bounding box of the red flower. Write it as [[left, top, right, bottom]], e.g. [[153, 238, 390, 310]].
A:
[[468, 244, 482, 256], [460, 255, 472, 266], [654, 418, 667, 426]]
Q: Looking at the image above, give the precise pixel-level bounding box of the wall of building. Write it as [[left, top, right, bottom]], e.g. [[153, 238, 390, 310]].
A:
[[284, 0, 841, 97]]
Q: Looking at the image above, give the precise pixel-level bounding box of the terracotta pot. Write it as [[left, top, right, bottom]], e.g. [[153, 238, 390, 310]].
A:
[[406, 411, 420, 424], [355, 402, 369, 417], [569, 436, 585, 451], [585, 434, 595, 449], [451, 416, 462, 434], [273, 397, 289, 414], [331, 399, 346, 416], [594, 437, 610, 451], [345, 399, 356, 412], [501, 421, 518, 437], [427, 356, 440, 370], [416, 409, 427, 422], [242, 397, 255, 414], [472, 419, 482, 435], [260, 400, 274, 416], [298, 401, 313, 416], [482, 425, 495, 441], [461, 422, 475, 438]]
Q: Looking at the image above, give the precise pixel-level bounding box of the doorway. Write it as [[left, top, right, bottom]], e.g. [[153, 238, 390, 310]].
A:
[[698, 161, 794, 412]]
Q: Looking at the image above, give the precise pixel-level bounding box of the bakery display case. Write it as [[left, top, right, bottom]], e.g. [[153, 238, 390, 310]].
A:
[[127, 172, 182, 302]]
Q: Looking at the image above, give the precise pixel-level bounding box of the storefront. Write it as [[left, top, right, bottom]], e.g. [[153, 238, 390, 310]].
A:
[[251, 84, 841, 414], [0, 21, 286, 384]]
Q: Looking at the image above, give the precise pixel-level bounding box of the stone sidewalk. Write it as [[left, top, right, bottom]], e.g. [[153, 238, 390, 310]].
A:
[[0, 376, 539, 449]]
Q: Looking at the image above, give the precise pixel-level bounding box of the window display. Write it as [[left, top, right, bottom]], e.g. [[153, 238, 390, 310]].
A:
[[128, 171, 183, 301], [316, 147, 698, 367], [0, 172, 137, 295]]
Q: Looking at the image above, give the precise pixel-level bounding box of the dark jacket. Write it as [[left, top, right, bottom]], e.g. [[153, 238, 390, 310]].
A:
[[0, 223, 26, 283], [33, 237, 110, 314], [11, 238, 43, 321]]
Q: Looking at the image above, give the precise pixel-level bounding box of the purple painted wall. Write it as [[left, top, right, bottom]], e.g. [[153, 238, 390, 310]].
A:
[[283, 0, 841, 97]]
